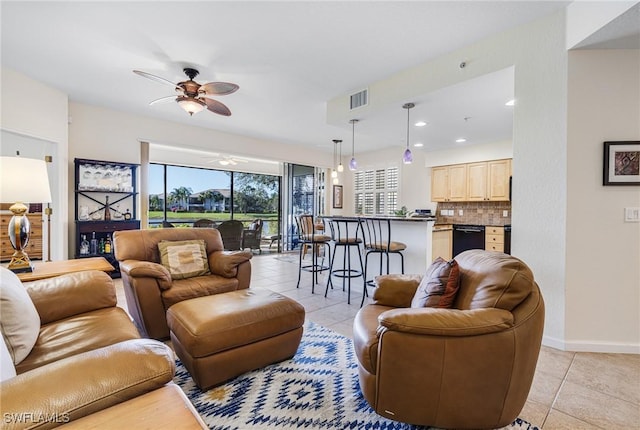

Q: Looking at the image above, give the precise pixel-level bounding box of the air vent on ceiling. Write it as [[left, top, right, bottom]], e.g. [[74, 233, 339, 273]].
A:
[[350, 89, 368, 110]]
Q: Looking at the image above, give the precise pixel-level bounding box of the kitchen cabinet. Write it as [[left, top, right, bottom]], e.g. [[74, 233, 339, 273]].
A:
[[432, 226, 452, 261], [431, 164, 467, 202], [1, 213, 43, 262], [467, 159, 511, 201], [432, 158, 511, 202], [485, 226, 504, 252]]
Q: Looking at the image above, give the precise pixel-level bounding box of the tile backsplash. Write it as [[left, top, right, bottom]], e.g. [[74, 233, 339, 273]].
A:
[[435, 201, 511, 226]]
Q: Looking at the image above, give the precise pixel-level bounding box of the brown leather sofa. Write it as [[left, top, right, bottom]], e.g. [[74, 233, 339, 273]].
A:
[[0, 268, 195, 430], [353, 249, 545, 429], [114, 228, 252, 339]]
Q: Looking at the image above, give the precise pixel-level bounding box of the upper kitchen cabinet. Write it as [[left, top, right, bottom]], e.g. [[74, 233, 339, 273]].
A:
[[487, 159, 511, 201], [432, 159, 511, 202], [431, 164, 467, 202]]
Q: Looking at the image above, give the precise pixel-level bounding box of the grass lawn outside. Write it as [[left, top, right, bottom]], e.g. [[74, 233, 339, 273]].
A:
[[148, 212, 279, 234]]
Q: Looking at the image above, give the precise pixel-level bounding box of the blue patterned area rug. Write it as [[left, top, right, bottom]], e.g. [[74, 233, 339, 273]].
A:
[[174, 321, 538, 430]]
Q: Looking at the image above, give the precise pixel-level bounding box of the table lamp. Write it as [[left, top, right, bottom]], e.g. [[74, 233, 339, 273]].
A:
[[0, 156, 52, 272]]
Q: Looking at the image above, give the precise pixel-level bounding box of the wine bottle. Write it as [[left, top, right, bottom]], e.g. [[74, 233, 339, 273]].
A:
[[104, 195, 111, 221], [99, 238, 105, 254]]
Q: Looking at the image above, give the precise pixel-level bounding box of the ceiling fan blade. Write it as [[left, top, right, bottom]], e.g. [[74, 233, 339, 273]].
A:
[[133, 70, 181, 90], [203, 98, 232, 116], [199, 82, 239, 96], [148, 95, 177, 105]]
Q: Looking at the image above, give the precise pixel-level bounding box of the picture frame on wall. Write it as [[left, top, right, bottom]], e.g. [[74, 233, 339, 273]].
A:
[[603, 141, 640, 185], [332, 185, 343, 209]]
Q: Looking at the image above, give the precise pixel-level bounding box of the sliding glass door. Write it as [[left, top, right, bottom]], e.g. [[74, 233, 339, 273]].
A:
[[281, 163, 324, 251]]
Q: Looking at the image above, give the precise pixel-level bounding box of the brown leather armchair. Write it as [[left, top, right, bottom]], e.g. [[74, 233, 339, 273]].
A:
[[353, 249, 545, 429], [114, 228, 252, 339], [0, 268, 178, 429]]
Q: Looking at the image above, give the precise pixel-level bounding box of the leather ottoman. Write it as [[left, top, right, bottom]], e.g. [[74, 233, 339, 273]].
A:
[[166, 289, 305, 390]]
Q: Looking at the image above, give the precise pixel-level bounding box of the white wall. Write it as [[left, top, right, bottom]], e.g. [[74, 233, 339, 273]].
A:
[[1, 67, 69, 260], [565, 49, 640, 352], [509, 13, 569, 349]]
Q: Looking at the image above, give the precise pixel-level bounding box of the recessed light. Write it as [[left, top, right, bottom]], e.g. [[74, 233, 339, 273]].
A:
[[413, 142, 424, 147], [414, 121, 427, 127], [505, 99, 515, 106], [455, 138, 467, 143]]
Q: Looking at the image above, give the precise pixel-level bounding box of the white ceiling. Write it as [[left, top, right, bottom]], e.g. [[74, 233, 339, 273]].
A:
[[1, 1, 635, 162]]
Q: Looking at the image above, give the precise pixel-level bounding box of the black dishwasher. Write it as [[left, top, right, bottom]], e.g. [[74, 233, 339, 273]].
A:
[[452, 225, 485, 257]]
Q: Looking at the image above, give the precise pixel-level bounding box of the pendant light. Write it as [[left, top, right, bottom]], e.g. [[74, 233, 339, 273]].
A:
[[349, 119, 358, 171], [402, 103, 414, 164], [331, 139, 340, 184], [337, 139, 344, 172]]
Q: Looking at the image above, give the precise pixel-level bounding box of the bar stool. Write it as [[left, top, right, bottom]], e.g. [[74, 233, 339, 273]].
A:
[[295, 214, 332, 293], [359, 217, 407, 306], [324, 218, 364, 305]]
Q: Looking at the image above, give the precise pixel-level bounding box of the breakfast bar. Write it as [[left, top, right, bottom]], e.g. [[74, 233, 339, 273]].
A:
[[320, 216, 435, 279]]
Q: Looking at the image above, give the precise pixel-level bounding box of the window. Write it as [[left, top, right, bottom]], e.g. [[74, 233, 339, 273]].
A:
[[149, 163, 279, 232], [353, 167, 399, 215]]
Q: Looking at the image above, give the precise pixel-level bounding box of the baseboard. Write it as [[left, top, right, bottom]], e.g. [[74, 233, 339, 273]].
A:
[[543, 335, 640, 354]]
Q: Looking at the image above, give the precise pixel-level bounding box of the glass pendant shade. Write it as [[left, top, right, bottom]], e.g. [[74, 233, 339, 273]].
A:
[[349, 119, 358, 171], [402, 103, 415, 165], [403, 148, 413, 164], [331, 169, 337, 178], [332, 177, 339, 185], [337, 163, 344, 172], [177, 97, 206, 116]]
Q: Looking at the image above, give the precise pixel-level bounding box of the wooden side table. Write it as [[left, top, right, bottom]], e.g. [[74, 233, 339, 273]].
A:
[[16, 257, 114, 282], [58, 384, 207, 429]]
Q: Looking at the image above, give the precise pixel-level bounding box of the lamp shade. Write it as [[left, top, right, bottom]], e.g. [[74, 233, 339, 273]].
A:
[[0, 156, 52, 204], [177, 97, 206, 116]]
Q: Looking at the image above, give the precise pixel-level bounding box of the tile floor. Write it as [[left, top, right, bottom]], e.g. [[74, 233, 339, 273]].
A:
[[115, 252, 640, 430]]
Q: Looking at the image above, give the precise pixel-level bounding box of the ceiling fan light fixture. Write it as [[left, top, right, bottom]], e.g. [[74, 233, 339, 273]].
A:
[[177, 96, 205, 116]]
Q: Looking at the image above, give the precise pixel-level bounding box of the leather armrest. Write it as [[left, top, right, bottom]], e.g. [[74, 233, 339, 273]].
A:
[[379, 307, 514, 337], [372, 274, 423, 308], [25, 271, 117, 325], [119, 260, 172, 291], [209, 250, 253, 278], [0, 339, 175, 430]]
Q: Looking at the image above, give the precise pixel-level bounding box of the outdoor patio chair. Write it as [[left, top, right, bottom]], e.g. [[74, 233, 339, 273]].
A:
[[217, 220, 244, 251]]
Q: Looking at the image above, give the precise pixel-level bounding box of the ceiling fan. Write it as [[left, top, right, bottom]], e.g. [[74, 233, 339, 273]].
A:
[[133, 68, 238, 116], [206, 155, 249, 166]]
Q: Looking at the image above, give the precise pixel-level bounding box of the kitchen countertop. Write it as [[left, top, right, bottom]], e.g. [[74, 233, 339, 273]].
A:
[[321, 215, 436, 222], [432, 224, 452, 231]]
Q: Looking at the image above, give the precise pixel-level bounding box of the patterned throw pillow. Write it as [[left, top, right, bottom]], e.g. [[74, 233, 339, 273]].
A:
[[158, 240, 211, 280], [410, 257, 460, 308]]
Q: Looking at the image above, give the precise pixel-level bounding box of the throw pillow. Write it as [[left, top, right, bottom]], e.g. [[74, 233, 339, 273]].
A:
[[410, 257, 460, 308], [0, 335, 16, 381], [0, 267, 41, 365], [158, 239, 211, 280]]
